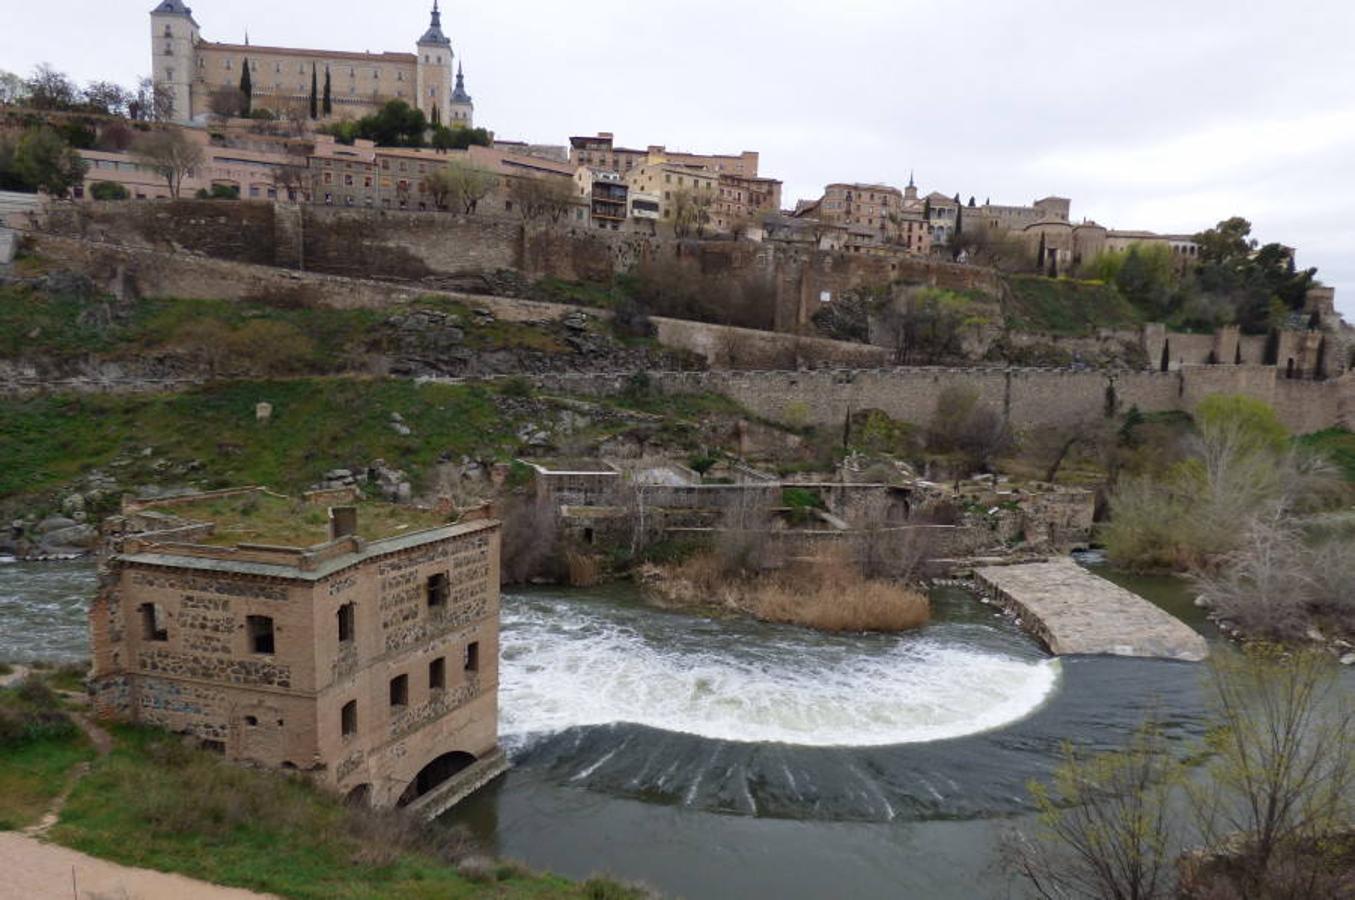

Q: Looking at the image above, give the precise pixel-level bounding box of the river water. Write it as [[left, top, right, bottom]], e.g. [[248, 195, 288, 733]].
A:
[[0, 560, 1212, 898]]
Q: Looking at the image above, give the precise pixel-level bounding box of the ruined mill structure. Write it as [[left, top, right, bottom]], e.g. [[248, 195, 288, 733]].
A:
[[88, 488, 506, 814]]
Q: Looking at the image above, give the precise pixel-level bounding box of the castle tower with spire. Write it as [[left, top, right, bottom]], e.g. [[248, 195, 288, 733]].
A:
[[149, 2, 471, 127], [415, 1, 454, 127], [449, 62, 474, 127]]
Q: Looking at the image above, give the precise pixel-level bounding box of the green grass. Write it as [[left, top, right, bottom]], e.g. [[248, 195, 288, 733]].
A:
[[145, 493, 451, 548], [49, 726, 639, 900], [0, 681, 95, 830], [1301, 428, 1355, 482], [0, 378, 519, 504], [1005, 275, 1143, 336], [0, 734, 94, 829]]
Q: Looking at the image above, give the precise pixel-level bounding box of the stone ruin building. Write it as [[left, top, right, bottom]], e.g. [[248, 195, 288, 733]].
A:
[[88, 487, 505, 815]]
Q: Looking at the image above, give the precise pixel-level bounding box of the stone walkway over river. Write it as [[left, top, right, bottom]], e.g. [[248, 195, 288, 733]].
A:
[[974, 560, 1209, 662]]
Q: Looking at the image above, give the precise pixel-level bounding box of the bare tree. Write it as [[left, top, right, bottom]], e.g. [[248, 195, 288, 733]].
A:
[[270, 163, 308, 202], [671, 187, 713, 238], [83, 80, 131, 116], [132, 129, 204, 198], [509, 174, 576, 224], [131, 77, 175, 122], [1002, 723, 1183, 900], [25, 63, 78, 110], [207, 86, 246, 121], [423, 161, 496, 213], [927, 384, 1011, 474]]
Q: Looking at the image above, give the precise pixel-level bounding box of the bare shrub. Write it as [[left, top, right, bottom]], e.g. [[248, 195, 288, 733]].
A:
[[456, 855, 498, 884], [927, 385, 1011, 474], [1002, 723, 1183, 900], [1185, 646, 1355, 897], [1192, 518, 1313, 640]]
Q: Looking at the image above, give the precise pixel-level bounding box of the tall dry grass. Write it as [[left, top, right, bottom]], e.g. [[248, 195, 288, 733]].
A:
[[652, 549, 930, 633]]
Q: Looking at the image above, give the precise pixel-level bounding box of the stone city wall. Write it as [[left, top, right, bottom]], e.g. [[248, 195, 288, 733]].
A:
[[530, 366, 1354, 435]]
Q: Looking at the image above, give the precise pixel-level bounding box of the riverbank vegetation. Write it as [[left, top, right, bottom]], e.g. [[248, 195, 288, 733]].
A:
[[0, 677, 94, 830], [46, 723, 650, 899], [1004, 646, 1355, 899], [647, 548, 931, 633], [1101, 395, 1355, 642]]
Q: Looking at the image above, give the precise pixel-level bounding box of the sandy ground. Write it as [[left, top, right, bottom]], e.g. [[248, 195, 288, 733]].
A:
[[0, 832, 275, 900]]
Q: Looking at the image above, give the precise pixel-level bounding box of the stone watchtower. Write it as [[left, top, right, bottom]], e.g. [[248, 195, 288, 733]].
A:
[[415, 1, 455, 127], [149, 1, 200, 123]]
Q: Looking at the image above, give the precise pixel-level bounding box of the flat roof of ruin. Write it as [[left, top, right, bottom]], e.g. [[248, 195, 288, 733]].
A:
[[134, 491, 451, 549], [118, 518, 496, 582]]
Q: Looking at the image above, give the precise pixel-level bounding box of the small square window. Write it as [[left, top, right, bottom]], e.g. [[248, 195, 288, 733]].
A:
[[389, 674, 409, 708], [464, 642, 480, 674], [429, 657, 446, 691]]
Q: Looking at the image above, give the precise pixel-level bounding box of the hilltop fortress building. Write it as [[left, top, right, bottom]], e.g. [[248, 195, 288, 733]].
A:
[[150, 1, 473, 127]]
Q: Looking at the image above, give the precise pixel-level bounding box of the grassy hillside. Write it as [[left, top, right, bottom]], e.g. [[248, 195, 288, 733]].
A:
[[1301, 428, 1355, 482], [1004, 275, 1144, 335]]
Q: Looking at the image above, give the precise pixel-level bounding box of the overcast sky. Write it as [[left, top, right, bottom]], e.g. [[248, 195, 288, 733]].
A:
[[5, 1, 1353, 316]]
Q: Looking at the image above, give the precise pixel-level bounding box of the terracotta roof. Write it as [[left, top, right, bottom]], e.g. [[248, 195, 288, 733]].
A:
[[201, 42, 417, 64]]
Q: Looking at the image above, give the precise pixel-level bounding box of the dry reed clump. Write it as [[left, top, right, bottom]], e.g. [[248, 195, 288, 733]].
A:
[[564, 548, 603, 588], [650, 550, 930, 633]]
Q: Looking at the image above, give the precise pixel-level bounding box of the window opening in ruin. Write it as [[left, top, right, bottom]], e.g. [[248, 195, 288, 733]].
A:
[[464, 642, 480, 674], [202, 740, 226, 754], [338, 603, 355, 643], [341, 700, 357, 737], [247, 616, 275, 655], [427, 573, 450, 609], [429, 657, 446, 691], [244, 715, 259, 727], [140, 603, 169, 642], [390, 674, 409, 708]]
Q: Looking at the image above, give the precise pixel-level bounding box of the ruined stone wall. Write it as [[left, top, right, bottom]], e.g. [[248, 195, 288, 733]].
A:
[[89, 562, 321, 767]]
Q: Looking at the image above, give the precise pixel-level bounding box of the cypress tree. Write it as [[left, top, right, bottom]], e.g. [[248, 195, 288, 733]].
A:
[[322, 67, 332, 116], [309, 63, 318, 119], [239, 58, 252, 116]]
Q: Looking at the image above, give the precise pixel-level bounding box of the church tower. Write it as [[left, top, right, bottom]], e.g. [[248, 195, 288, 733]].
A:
[[415, 1, 454, 126], [449, 63, 474, 128], [149, 1, 200, 123]]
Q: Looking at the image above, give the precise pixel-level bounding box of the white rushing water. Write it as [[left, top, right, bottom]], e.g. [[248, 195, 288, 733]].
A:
[[500, 593, 1061, 748]]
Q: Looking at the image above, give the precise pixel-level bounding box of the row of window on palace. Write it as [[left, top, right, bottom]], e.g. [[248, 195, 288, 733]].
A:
[[340, 643, 479, 739], [208, 57, 445, 77]]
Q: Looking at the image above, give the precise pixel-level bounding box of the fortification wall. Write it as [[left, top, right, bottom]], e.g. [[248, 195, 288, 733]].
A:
[[533, 366, 1350, 435]]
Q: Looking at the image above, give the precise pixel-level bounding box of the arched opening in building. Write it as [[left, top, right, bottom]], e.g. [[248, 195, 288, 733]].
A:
[[345, 783, 372, 808], [397, 751, 477, 807], [1286, 358, 1296, 379], [1160, 339, 1171, 373]]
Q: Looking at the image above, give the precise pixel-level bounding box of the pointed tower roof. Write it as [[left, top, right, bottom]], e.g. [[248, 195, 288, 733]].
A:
[[151, 0, 193, 15], [908, 170, 915, 189], [452, 61, 472, 103], [419, 0, 452, 46]]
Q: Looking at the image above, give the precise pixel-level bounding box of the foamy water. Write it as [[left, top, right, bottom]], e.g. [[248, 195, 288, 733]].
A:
[[500, 592, 1060, 748]]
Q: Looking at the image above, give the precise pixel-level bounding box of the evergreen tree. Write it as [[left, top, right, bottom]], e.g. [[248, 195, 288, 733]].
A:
[[239, 57, 252, 116], [309, 63, 318, 119], [322, 67, 332, 117]]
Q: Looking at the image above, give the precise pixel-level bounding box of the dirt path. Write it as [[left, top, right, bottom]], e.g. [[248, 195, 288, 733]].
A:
[[0, 665, 30, 688], [0, 832, 276, 900]]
